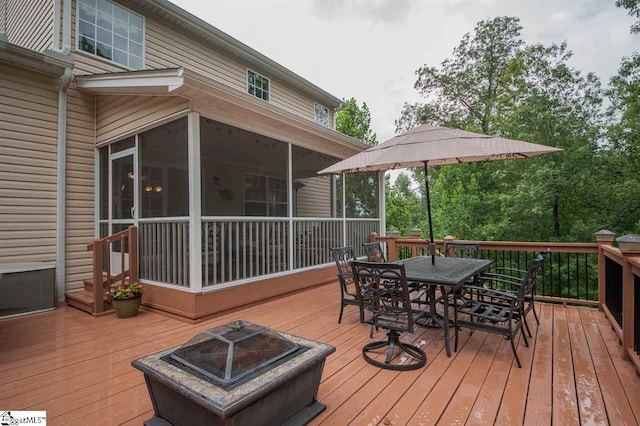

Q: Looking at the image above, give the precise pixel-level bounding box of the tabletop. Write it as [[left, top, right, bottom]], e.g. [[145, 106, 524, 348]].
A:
[[399, 256, 491, 286]]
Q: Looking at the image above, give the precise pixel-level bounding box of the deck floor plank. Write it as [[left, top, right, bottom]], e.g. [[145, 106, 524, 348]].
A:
[[0, 284, 638, 426]]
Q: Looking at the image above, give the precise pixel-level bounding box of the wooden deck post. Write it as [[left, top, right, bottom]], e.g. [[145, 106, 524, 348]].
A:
[[616, 235, 640, 361], [92, 241, 104, 314], [595, 230, 615, 311]]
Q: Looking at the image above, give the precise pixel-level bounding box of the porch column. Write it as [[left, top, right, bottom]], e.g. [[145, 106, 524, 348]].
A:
[[188, 112, 202, 292], [378, 171, 386, 236]]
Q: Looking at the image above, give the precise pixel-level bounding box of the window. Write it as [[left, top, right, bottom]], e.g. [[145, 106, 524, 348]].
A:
[[244, 174, 287, 217], [247, 69, 270, 101], [314, 103, 329, 127], [77, 0, 144, 70]]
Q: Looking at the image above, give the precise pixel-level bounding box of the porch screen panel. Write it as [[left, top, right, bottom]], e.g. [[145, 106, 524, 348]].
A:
[[200, 117, 289, 287], [138, 118, 190, 287]]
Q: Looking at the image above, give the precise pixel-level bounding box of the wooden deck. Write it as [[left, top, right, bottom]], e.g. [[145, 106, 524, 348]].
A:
[[1, 283, 639, 426]]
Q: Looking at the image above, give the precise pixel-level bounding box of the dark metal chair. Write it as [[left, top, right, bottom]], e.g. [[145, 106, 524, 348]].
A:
[[351, 261, 427, 370], [477, 250, 549, 336], [453, 254, 544, 368], [363, 242, 386, 262], [330, 246, 359, 323], [444, 241, 480, 259]]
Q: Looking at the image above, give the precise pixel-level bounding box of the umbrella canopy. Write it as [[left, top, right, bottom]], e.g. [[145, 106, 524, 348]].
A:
[[320, 124, 563, 174], [319, 124, 563, 264]]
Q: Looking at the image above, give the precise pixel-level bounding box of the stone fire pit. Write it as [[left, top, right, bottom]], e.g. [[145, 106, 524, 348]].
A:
[[132, 320, 335, 426]]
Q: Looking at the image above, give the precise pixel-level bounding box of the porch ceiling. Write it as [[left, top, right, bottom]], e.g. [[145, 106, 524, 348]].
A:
[[76, 68, 368, 159]]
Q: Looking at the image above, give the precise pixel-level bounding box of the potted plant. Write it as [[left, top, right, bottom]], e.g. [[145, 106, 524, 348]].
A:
[[109, 282, 143, 318]]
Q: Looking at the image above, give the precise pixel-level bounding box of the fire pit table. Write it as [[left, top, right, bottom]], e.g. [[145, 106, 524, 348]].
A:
[[132, 320, 335, 426]]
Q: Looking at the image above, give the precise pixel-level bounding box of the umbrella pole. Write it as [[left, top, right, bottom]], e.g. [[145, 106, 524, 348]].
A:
[[423, 161, 436, 265]]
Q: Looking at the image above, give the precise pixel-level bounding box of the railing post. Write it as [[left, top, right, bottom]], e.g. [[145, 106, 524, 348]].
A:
[[129, 225, 138, 285], [187, 112, 202, 293], [595, 230, 616, 311], [386, 229, 399, 262], [409, 228, 421, 257], [92, 242, 104, 314], [617, 234, 640, 361], [443, 235, 456, 257]]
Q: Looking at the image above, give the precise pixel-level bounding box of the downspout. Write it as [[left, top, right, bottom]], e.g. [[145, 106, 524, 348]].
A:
[[54, 0, 72, 300]]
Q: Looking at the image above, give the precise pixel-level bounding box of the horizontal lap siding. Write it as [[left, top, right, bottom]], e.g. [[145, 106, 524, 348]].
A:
[[95, 95, 189, 144], [0, 63, 58, 264], [296, 176, 332, 217], [6, 0, 54, 52], [71, 0, 321, 125], [66, 87, 95, 291]]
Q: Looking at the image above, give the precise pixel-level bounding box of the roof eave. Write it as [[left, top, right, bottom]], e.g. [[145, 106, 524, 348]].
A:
[[0, 37, 73, 76]]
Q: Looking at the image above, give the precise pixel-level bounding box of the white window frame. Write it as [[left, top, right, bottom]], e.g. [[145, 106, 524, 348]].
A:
[[242, 172, 287, 217], [314, 102, 330, 127], [75, 0, 146, 71], [246, 68, 270, 102]]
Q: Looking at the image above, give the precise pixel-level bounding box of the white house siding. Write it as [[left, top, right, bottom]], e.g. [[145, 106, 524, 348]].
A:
[[6, 0, 54, 52], [70, 0, 326, 127], [95, 95, 190, 145], [0, 62, 58, 264], [65, 87, 95, 291]]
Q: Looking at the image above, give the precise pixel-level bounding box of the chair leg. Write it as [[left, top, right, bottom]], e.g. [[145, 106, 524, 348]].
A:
[[454, 303, 459, 353], [521, 325, 529, 348], [338, 302, 345, 324], [509, 336, 522, 368], [532, 301, 540, 325]]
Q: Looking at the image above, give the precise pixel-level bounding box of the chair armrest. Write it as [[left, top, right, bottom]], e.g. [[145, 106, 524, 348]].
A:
[[479, 273, 523, 289], [458, 284, 518, 301]]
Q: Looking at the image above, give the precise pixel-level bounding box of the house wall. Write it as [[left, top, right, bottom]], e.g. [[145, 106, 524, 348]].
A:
[[70, 0, 331, 128], [95, 95, 190, 145], [5, 0, 54, 52], [0, 62, 58, 265], [295, 176, 332, 218], [65, 87, 95, 291]]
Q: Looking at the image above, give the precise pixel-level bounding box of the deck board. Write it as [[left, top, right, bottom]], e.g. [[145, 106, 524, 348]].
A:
[[0, 283, 638, 426]]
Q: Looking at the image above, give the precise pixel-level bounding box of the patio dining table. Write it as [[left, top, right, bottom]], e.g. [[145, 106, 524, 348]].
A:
[[398, 256, 492, 356]]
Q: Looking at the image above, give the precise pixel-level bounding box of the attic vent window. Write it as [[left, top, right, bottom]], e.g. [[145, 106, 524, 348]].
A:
[[314, 103, 329, 127], [77, 0, 145, 70], [247, 69, 270, 102]]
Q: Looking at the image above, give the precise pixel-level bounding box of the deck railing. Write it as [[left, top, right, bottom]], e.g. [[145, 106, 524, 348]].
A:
[[87, 225, 138, 314], [138, 218, 189, 287], [293, 219, 342, 269], [371, 232, 599, 306], [596, 233, 640, 373], [0, 0, 6, 35]]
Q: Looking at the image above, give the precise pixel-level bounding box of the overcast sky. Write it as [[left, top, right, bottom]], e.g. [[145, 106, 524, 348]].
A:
[[171, 0, 637, 144]]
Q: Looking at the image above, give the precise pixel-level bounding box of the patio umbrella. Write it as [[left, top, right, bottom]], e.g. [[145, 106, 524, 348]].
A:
[[319, 124, 563, 264]]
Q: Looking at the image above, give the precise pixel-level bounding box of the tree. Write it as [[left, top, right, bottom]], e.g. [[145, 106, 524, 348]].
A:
[[335, 98, 379, 217], [617, 0, 640, 34], [336, 98, 378, 146]]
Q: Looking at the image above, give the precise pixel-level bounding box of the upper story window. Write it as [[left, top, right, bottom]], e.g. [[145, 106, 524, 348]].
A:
[[314, 103, 330, 127], [247, 69, 270, 101], [77, 0, 145, 70]]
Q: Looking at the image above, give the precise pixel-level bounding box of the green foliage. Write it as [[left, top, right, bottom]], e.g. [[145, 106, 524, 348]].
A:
[[109, 282, 143, 300], [392, 15, 638, 244], [336, 98, 378, 146], [335, 98, 380, 218], [617, 0, 640, 33]]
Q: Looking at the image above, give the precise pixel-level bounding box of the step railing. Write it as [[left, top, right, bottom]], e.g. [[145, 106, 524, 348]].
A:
[[87, 225, 138, 314], [596, 232, 640, 372]]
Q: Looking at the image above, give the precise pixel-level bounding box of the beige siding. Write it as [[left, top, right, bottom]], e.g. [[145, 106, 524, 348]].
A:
[[95, 95, 189, 145], [0, 62, 58, 264], [70, 0, 322, 125], [295, 176, 332, 218], [65, 87, 95, 290], [6, 0, 54, 52]]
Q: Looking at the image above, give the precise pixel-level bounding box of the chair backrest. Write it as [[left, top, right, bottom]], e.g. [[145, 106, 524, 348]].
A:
[[444, 241, 480, 258], [331, 246, 356, 289], [350, 261, 414, 333], [515, 254, 545, 308], [363, 242, 386, 263]]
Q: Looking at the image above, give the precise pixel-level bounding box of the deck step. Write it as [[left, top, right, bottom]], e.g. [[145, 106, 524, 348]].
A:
[[65, 289, 110, 315]]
